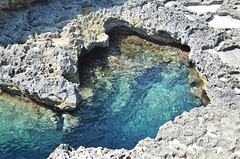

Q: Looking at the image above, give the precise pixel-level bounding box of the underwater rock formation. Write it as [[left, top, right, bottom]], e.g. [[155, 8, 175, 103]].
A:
[[78, 30, 202, 105], [0, 0, 239, 158]]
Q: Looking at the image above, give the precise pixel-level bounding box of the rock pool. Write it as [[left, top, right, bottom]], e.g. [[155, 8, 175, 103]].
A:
[[70, 31, 204, 149], [0, 31, 205, 158]]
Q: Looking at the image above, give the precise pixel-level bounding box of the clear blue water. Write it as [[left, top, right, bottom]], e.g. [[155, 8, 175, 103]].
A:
[[0, 96, 63, 158], [0, 35, 202, 158], [65, 64, 202, 150]]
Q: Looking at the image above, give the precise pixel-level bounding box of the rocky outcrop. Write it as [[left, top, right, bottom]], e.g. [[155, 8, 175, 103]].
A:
[[0, 0, 240, 157], [0, 0, 127, 110], [216, 0, 240, 19], [0, 37, 80, 110]]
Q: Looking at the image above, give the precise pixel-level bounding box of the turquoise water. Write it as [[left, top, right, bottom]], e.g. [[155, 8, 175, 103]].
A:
[[70, 34, 202, 150], [0, 97, 63, 158], [0, 34, 202, 158], [69, 58, 202, 150]]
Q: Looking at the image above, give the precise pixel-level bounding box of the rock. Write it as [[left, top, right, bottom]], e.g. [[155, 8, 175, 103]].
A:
[[48, 144, 75, 159], [62, 113, 79, 133], [0, 92, 62, 153], [216, 0, 240, 19], [188, 67, 211, 105]]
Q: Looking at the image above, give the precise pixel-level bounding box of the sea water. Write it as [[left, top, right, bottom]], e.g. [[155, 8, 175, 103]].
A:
[[0, 95, 62, 158], [70, 34, 202, 149], [0, 34, 202, 158]]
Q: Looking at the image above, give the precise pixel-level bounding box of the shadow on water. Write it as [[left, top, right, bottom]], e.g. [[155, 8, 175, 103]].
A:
[[0, 0, 128, 46]]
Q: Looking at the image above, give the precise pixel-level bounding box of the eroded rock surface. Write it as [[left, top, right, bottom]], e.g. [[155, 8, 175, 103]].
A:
[[0, 0, 129, 110], [0, 0, 240, 158]]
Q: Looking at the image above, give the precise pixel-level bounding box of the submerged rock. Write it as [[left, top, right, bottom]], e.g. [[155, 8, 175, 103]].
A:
[[48, 105, 240, 158], [62, 113, 80, 133]]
